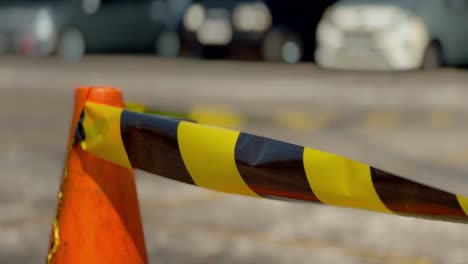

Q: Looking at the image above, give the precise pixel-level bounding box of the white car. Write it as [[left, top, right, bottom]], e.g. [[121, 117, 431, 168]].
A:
[[315, 0, 468, 70]]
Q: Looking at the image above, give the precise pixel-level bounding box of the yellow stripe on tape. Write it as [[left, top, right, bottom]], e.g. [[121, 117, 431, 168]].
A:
[[81, 102, 131, 168], [303, 148, 390, 213], [178, 121, 259, 197], [456, 195, 468, 216]]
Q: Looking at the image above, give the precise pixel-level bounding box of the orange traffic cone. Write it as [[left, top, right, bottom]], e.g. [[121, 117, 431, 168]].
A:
[[47, 87, 147, 263]]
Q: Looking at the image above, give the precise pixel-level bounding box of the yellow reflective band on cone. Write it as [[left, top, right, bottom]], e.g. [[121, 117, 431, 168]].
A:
[[178, 121, 259, 197], [456, 195, 468, 216], [80, 102, 131, 168], [303, 148, 391, 213]]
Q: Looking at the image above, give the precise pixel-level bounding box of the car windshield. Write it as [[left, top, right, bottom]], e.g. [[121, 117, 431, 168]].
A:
[[335, 0, 418, 8]]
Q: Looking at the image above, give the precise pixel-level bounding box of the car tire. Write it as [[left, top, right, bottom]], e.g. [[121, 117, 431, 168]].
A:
[[262, 29, 285, 61], [58, 28, 85, 62], [262, 29, 302, 63], [280, 36, 303, 64], [155, 30, 180, 57], [422, 41, 444, 70]]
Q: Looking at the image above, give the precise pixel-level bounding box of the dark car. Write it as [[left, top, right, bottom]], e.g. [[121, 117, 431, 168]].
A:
[[264, 0, 337, 62], [181, 0, 289, 61], [0, 0, 190, 61], [181, 0, 335, 63]]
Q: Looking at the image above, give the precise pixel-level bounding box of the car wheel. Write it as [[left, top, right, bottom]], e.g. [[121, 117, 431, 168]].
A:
[[155, 30, 180, 57], [262, 29, 302, 63], [280, 36, 302, 64], [422, 41, 444, 70], [58, 28, 85, 62], [262, 29, 285, 61]]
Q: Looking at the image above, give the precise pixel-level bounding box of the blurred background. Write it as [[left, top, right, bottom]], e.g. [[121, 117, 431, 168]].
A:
[[2, 0, 468, 263]]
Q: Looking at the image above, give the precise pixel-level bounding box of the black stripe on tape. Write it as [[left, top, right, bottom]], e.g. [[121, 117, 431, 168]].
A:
[[235, 133, 320, 202], [371, 167, 466, 218], [120, 110, 195, 185]]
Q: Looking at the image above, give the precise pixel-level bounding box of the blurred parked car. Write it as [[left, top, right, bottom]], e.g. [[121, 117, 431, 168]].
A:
[[0, 0, 190, 61], [316, 0, 468, 70], [182, 0, 308, 63], [0, 1, 55, 56], [264, 0, 336, 62]]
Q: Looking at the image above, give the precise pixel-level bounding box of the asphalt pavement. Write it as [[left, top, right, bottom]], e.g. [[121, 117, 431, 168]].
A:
[[2, 55, 468, 264]]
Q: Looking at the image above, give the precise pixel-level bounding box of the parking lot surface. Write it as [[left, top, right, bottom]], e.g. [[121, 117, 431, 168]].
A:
[[1, 56, 468, 263]]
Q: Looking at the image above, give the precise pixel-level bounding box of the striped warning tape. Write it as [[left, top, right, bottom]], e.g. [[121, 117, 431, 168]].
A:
[[125, 103, 466, 131], [125, 102, 245, 128], [79, 101, 468, 223]]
